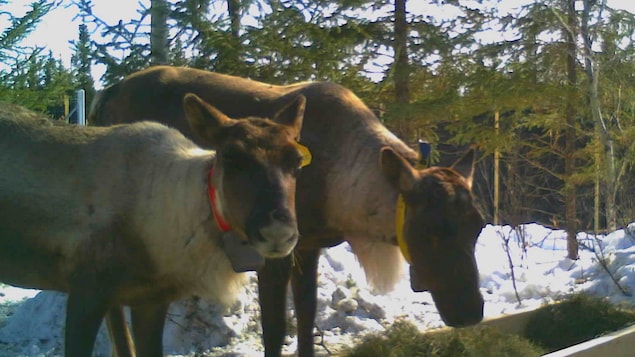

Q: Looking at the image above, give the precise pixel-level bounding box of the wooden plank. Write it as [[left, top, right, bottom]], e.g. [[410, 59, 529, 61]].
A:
[[478, 306, 542, 335], [541, 324, 635, 357], [427, 303, 635, 356]]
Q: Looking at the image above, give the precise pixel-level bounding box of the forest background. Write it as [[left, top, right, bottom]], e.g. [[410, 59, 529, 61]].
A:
[[2, 0, 635, 259]]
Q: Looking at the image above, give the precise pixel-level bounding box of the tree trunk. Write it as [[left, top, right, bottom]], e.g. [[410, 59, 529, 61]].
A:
[[150, 0, 169, 65], [581, 0, 617, 230], [394, 0, 409, 104], [212, 0, 242, 73], [226, 0, 242, 65], [494, 112, 500, 225], [564, 0, 578, 259], [227, 0, 241, 39]]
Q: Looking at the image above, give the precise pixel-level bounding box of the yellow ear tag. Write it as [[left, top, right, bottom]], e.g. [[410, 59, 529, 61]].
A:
[[293, 142, 312, 167], [396, 194, 412, 264]]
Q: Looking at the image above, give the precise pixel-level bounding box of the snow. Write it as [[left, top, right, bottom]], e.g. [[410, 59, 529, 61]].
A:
[[2, 222, 635, 356]]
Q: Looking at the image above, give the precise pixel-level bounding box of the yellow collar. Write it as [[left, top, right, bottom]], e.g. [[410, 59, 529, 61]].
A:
[[396, 194, 412, 264]]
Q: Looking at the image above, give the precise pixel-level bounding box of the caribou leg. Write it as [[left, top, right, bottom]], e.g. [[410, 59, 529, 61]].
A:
[[130, 302, 169, 357], [291, 248, 321, 357], [65, 289, 109, 357], [258, 255, 293, 357], [106, 306, 135, 357]]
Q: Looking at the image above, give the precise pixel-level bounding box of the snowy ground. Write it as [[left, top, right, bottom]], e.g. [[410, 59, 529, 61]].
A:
[[2, 223, 635, 356]]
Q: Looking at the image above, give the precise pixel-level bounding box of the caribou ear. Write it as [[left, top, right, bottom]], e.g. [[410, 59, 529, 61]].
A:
[[183, 93, 233, 147], [450, 148, 476, 189], [380, 147, 417, 193], [272, 94, 306, 141]]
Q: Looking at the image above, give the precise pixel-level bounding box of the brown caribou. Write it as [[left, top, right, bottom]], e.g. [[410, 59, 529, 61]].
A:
[[0, 92, 307, 357], [89, 65, 486, 357]]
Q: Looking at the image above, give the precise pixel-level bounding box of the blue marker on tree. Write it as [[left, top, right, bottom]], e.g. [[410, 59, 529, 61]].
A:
[[418, 139, 432, 168]]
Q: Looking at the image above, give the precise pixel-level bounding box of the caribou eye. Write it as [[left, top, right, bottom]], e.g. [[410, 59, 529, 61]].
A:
[[221, 146, 251, 170]]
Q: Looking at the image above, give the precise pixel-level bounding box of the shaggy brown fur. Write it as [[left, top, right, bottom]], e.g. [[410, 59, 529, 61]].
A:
[[0, 93, 306, 357], [90, 66, 485, 357]]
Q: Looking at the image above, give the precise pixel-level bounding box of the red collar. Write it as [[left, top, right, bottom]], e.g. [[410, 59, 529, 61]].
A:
[[208, 166, 232, 232]]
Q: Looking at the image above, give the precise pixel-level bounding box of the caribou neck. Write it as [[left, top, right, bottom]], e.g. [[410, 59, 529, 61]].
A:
[[130, 146, 248, 304], [324, 118, 416, 243], [321, 117, 414, 292], [132, 148, 225, 270]]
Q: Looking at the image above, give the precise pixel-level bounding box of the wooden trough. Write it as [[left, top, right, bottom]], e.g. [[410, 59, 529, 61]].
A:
[[478, 304, 635, 357]]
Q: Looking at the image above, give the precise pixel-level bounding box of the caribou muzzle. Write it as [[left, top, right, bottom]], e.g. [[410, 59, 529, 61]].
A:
[[409, 265, 484, 327], [430, 287, 484, 327], [248, 208, 299, 258]]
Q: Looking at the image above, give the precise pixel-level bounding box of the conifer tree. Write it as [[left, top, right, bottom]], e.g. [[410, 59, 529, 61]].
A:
[[71, 24, 96, 111], [0, 0, 55, 103]]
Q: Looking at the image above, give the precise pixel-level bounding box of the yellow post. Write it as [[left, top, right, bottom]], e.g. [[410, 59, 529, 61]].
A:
[[63, 95, 70, 118]]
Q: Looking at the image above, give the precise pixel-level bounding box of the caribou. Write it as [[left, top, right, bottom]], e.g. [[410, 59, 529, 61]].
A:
[[90, 65, 486, 357], [0, 92, 308, 356]]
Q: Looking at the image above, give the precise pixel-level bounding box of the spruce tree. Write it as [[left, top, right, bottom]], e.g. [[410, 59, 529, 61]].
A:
[[71, 23, 96, 110]]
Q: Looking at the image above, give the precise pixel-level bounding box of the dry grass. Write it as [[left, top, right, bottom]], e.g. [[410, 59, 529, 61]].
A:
[[343, 293, 635, 357], [342, 320, 545, 357], [524, 293, 635, 352]]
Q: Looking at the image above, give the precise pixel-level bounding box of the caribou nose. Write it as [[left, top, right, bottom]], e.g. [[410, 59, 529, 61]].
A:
[[259, 220, 297, 243], [270, 208, 291, 223], [257, 219, 298, 258]]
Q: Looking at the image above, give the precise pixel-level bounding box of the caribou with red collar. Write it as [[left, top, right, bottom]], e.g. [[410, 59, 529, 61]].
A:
[[0, 92, 311, 357]]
